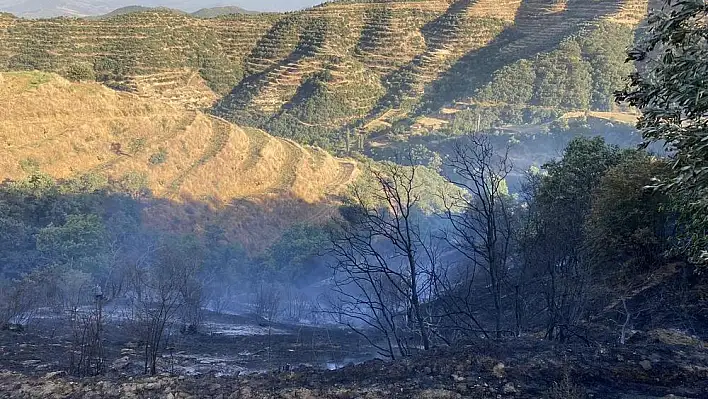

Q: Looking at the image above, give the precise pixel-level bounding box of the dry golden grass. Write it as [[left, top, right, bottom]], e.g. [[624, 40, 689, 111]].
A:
[[133, 68, 219, 110], [414, 116, 449, 129], [0, 71, 358, 251], [561, 110, 640, 125]]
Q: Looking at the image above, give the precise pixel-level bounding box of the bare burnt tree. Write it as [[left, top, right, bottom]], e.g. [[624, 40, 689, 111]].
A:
[[283, 288, 311, 323], [327, 267, 410, 359], [429, 256, 490, 342], [440, 135, 515, 340], [68, 285, 106, 377], [518, 173, 590, 342], [330, 162, 436, 359], [128, 242, 202, 375], [130, 269, 183, 375], [254, 282, 282, 322], [179, 276, 205, 334], [0, 275, 43, 330]]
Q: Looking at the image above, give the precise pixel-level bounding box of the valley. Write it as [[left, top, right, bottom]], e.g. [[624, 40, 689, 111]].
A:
[[0, 1, 707, 398]]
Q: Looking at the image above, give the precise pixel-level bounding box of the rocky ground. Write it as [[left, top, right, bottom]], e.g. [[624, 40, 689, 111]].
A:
[[1, 326, 706, 399]]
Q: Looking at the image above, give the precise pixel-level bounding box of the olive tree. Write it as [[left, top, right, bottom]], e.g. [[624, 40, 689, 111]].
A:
[[617, 0, 708, 265]]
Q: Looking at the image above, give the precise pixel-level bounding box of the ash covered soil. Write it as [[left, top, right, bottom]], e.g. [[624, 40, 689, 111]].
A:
[[1, 318, 707, 399], [0, 310, 375, 379]]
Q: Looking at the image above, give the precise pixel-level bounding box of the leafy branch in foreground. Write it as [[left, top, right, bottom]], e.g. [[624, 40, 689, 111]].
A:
[[617, 0, 708, 265]]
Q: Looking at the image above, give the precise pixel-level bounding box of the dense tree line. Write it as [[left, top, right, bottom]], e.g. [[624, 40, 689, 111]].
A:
[[441, 21, 636, 135], [0, 172, 330, 287]]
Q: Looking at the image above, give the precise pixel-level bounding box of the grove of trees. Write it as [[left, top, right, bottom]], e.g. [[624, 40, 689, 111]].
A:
[[617, 0, 708, 265]]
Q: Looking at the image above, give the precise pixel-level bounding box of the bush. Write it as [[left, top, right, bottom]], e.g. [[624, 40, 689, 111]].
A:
[[149, 148, 168, 165], [586, 153, 673, 275], [65, 63, 96, 82]]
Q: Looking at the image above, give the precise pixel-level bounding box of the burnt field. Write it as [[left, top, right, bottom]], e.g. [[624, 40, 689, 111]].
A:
[[1, 327, 707, 399], [0, 309, 377, 379]]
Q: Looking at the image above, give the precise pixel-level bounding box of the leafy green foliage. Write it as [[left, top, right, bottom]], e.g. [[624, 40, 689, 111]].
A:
[[259, 224, 330, 283], [0, 174, 127, 279], [195, 50, 244, 95], [19, 158, 41, 174], [577, 21, 635, 110], [352, 158, 463, 215], [263, 73, 353, 149], [0, 173, 333, 294], [262, 65, 384, 151], [586, 152, 673, 275], [519, 137, 632, 339], [463, 22, 635, 131], [35, 214, 107, 267], [149, 148, 169, 165], [536, 137, 625, 227], [533, 41, 593, 110], [64, 62, 96, 82], [116, 171, 149, 199], [518, 136, 688, 335], [127, 138, 147, 154], [476, 60, 536, 106], [617, 0, 708, 265]]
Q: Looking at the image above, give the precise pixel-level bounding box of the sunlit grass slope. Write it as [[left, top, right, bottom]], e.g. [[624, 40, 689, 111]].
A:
[[0, 71, 358, 250]]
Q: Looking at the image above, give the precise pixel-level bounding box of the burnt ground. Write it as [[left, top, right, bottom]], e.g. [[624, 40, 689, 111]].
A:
[[0, 307, 707, 398], [0, 330, 706, 399], [0, 310, 377, 378]]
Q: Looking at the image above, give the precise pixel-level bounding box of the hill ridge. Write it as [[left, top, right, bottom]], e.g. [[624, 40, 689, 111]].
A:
[[0, 71, 358, 251], [0, 0, 653, 148]]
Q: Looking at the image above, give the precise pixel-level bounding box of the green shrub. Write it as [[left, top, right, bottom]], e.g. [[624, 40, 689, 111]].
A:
[[149, 147, 168, 165], [128, 138, 147, 154], [19, 158, 40, 174], [65, 63, 96, 82]]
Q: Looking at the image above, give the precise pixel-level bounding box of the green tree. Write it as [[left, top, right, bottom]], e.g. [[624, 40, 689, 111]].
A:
[[65, 62, 97, 82], [35, 214, 107, 266], [578, 21, 635, 111], [265, 224, 329, 282], [617, 0, 708, 264], [533, 40, 593, 110], [476, 60, 536, 105], [586, 152, 673, 276], [116, 171, 150, 199]]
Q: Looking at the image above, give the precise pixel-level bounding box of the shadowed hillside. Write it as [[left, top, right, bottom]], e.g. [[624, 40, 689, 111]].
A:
[[0, 71, 358, 250]]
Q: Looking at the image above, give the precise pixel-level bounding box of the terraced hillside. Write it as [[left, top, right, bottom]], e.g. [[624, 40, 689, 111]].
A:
[[0, 0, 653, 149], [0, 72, 358, 251]]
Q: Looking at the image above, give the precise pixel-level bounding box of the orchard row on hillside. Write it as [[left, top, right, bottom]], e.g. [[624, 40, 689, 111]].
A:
[[0, 0, 649, 151]]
